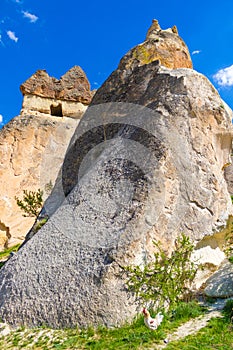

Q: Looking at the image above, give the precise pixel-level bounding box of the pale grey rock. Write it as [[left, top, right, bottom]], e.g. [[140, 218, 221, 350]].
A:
[[204, 260, 233, 297], [0, 54, 232, 328]]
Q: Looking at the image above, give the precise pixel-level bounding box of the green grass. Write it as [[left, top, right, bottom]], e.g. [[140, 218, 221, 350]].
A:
[[0, 243, 21, 268], [0, 302, 206, 350], [166, 317, 233, 349], [165, 300, 233, 349]]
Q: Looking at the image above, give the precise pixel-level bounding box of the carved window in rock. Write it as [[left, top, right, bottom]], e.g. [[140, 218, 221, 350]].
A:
[[50, 103, 63, 117]]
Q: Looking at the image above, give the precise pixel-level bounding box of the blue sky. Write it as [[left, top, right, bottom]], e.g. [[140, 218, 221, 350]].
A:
[[0, 0, 233, 126]]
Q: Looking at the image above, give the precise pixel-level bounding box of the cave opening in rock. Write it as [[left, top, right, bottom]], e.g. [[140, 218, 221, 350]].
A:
[[50, 103, 63, 117]]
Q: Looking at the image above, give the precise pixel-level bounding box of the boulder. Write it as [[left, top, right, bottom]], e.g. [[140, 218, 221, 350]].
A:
[[204, 260, 233, 297], [0, 23, 232, 328]]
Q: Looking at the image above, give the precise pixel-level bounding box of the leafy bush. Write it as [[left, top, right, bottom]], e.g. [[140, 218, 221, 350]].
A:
[[34, 217, 48, 233], [15, 189, 43, 217], [125, 233, 198, 310]]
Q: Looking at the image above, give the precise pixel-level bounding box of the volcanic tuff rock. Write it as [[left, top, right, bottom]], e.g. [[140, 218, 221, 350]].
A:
[[118, 19, 193, 72], [0, 66, 93, 249], [20, 66, 92, 103], [0, 115, 79, 248], [0, 21, 233, 328], [20, 66, 93, 118]]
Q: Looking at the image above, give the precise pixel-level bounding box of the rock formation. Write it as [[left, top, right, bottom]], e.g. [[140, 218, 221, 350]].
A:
[[0, 67, 93, 249], [118, 19, 192, 72], [204, 260, 233, 297], [20, 66, 93, 118], [0, 21, 232, 328]]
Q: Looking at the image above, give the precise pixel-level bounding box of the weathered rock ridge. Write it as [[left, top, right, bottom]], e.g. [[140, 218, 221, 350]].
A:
[[0, 22, 232, 328]]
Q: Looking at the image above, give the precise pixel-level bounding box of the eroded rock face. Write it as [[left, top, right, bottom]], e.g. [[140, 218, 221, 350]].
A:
[[0, 24, 232, 328], [20, 66, 94, 117], [20, 66, 92, 104], [0, 114, 79, 248], [21, 95, 87, 119], [0, 66, 93, 249], [204, 260, 233, 297], [224, 156, 233, 194]]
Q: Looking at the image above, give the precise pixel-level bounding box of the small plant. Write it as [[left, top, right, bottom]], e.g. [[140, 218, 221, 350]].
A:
[[0, 244, 21, 269], [124, 233, 198, 310], [34, 217, 48, 233], [15, 189, 43, 217]]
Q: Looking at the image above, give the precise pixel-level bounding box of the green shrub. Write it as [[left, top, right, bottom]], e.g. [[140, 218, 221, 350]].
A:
[[15, 189, 43, 217], [34, 217, 48, 233], [124, 233, 198, 310]]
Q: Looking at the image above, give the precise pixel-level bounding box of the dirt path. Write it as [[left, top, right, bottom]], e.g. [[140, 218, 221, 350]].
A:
[[155, 309, 223, 349], [149, 299, 228, 349]]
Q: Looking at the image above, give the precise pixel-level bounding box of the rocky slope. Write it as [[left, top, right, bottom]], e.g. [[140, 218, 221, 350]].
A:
[[0, 20, 232, 328], [0, 66, 92, 250]]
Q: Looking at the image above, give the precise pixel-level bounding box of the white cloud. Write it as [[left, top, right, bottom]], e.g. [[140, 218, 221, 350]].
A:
[[7, 30, 18, 42], [22, 11, 38, 23], [213, 65, 233, 87], [0, 115, 3, 124], [192, 50, 201, 55]]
